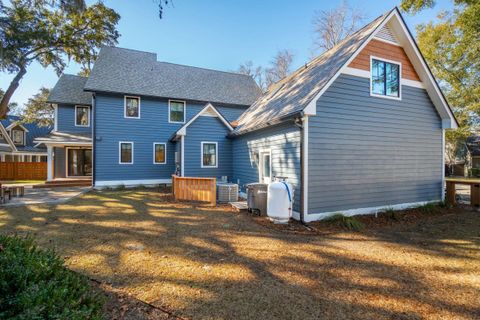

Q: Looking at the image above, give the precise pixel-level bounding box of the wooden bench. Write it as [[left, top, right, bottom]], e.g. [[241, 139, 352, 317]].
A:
[[445, 178, 480, 207]]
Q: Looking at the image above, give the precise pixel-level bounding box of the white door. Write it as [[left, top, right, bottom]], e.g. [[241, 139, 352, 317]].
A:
[[259, 151, 272, 184]]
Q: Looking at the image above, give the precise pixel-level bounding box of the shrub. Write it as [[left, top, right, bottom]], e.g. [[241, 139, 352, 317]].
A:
[[418, 203, 437, 214], [0, 235, 104, 319], [384, 207, 400, 221], [324, 213, 364, 231]]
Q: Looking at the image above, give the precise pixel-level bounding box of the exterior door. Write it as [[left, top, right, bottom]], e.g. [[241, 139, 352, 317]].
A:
[[259, 151, 272, 184], [67, 148, 92, 177]]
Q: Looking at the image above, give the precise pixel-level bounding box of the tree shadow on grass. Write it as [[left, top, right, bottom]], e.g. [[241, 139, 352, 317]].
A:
[[0, 189, 479, 319]]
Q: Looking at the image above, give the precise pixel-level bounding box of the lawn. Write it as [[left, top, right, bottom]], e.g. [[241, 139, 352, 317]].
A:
[[0, 189, 479, 319]]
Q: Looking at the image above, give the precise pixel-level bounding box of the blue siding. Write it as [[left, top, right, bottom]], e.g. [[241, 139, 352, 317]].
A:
[[56, 104, 92, 133], [54, 147, 66, 178], [308, 74, 443, 215], [94, 94, 246, 184], [232, 122, 301, 212], [183, 116, 232, 178]]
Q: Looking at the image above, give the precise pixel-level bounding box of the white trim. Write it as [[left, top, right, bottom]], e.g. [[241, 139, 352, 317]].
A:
[[54, 104, 58, 132], [342, 67, 425, 89], [302, 115, 309, 217], [168, 99, 186, 124], [0, 123, 16, 151], [373, 36, 401, 47], [370, 55, 402, 101], [119, 141, 134, 164], [176, 103, 233, 136], [153, 142, 167, 164], [180, 135, 185, 176], [37, 141, 92, 147], [47, 146, 53, 181], [6, 122, 29, 132], [65, 147, 93, 178], [74, 105, 90, 127], [124, 96, 141, 119], [95, 178, 171, 188], [442, 129, 446, 201], [303, 200, 439, 222], [201, 141, 218, 168], [402, 78, 425, 89], [258, 149, 272, 184]]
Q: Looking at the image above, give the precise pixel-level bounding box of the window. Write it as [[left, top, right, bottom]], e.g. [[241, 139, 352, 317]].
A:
[[169, 100, 186, 123], [124, 96, 140, 118], [12, 129, 24, 145], [75, 106, 90, 126], [119, 142, 133, 164], [153, 143, 166, 164], [371, 58, 400, 98], [201, 142, 217, 168]]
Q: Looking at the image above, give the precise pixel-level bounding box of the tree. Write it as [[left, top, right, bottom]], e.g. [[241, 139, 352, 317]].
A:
[[402, 0, 480, 173], [0, 89, 20, 116], [311, 1, 365, 54], [238, 49, 294, 91], [20, 87, 54, 127], [0, 0, 120, 119]]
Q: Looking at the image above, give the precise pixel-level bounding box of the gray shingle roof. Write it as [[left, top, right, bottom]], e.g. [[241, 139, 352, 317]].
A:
[[85, 47, 261, 106], [232, 9, 393, 135], [48, 74, 92, 105]]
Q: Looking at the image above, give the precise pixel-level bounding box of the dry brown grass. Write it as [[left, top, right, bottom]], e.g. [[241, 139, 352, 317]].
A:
[[1, 189, 479, 320]]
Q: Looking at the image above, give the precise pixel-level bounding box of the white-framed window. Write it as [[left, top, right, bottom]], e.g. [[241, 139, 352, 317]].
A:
[[124, 96, 140, 119], [201, 142, 218, 168], [153, 143, 167, 164], [75, 105, 90, 127], [12, 129, 24, 145], [169, 100, 186, 123], [259, 150, 272, 184], [119, 141, 133, 164], [370, 56, 401, 100]]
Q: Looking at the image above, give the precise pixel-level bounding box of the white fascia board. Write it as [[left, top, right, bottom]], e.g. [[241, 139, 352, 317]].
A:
[[6, 122, 29, 132], [176, 103, 233, 136], [0, 122, 17, 152]]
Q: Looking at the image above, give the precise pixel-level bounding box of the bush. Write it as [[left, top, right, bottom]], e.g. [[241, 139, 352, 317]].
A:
[[0, 235, 103, 319], [418, 203, 438, 214], [384, 207, 401, 221], [324, 213, 364, 231]]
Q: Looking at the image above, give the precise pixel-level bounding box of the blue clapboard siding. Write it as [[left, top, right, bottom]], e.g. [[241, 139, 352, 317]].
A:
[[232, 122, 301, 212], [56, 104, 92, 133], [54, 147, 66, 178], [308, 74, 442, 214], [94, 93, 247, 183], [183, 116, 232, 178]]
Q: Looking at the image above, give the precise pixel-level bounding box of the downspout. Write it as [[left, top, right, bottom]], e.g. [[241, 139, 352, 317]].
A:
[[92, 94, 96, 187], [294, 112, 307, 224]]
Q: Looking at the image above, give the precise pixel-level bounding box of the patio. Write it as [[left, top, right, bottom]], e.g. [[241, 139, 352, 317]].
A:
[[0, 186, 90, 207]]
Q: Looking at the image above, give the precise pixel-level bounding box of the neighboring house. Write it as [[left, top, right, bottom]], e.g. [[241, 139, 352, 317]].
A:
[[37, 7, 457, 221], [465, 136, 480, 176], [0, 115, 51, 163]]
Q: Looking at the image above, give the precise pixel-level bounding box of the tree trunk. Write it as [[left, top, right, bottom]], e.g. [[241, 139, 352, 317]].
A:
[[0, 66, 27, 119]]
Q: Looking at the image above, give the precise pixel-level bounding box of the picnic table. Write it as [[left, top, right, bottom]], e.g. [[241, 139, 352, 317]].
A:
[[445, 178, 480, 207]]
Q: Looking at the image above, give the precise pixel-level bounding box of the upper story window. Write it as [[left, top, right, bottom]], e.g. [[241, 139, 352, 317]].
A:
[[169, 100, 186, 123], [153, 143, 166, 164], [371, 58, 401, 99], [12, 129, 24, 145], [124, 96, 140, 119], [75, 106, 90, 127], [201, 142, 217, 168], [119, 142, 133, 164]]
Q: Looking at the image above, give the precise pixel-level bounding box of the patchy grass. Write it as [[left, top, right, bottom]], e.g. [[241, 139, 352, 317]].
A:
[[1, 189, 479, 320], [324, 213, 365, 231]]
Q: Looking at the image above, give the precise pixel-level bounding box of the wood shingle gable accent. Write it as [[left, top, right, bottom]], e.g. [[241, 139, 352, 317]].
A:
[[348, 39, 420, 81], [374, 24, 399, 45]]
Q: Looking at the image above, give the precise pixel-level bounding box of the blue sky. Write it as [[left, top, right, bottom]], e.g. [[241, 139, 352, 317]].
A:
[[1, 0, 453, 107]]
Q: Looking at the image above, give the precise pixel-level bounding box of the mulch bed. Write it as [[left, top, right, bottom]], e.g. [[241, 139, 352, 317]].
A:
[[249, 204, 477, 235]]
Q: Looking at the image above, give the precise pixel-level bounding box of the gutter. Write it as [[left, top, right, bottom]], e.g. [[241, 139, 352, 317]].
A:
[[228, 111, 302, 138], [294, 112, 307, 224]]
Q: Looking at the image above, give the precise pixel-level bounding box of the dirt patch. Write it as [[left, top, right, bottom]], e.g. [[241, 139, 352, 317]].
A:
[[1, 189, 479, 320]]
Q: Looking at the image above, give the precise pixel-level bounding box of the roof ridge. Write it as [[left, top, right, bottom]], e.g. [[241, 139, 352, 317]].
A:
[[102, 45, 157, 56], [157, 61, 255, 78], [61, 74, 88, 80]]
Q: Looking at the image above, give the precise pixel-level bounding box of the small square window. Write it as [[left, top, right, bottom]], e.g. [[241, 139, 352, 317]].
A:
[[169, 100, 185, 123], [371, 58, 400, 98], [202, 142, 217, 168], [75, 106, 90, 126], [154, 143, 166, 164], [119, 142, 133, 164], [125, 97, 140, 118], [12, 129, 24, 145]]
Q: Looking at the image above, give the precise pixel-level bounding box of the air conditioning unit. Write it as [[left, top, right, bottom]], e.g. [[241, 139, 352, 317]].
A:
[[217, 183, 239, 203]]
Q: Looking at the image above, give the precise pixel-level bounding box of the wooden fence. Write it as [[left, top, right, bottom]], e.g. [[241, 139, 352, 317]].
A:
[[172, 175, 216, 206], [0, 162, 47, 181]]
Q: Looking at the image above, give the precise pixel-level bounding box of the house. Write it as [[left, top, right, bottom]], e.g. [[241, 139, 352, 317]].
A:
[[36, 7, 457, 221], [0, 115, 51, 163]]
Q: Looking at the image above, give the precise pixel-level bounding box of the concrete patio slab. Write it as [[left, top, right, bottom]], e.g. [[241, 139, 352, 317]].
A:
[[1, 186, 91, 207]]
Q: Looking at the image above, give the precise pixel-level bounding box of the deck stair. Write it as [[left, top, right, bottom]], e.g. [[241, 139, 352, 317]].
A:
[[33, 179, 92, 188]]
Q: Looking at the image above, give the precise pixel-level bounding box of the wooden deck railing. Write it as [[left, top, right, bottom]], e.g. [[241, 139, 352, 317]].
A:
[[0, 162, 47, 181], [172, 175, 216, 206]]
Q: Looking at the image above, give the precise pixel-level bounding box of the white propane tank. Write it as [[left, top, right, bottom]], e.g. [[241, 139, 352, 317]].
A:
[[267, 181, 293, 224]]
